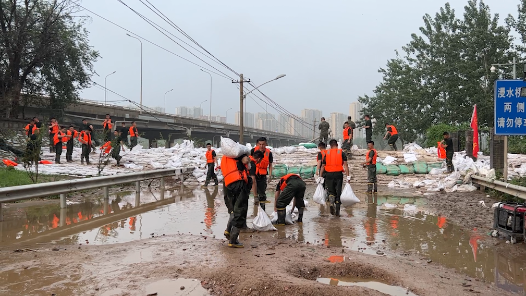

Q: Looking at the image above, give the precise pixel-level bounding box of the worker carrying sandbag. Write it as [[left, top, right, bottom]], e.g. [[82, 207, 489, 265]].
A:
[[273, 173, 306, 225], [221, 153, 253, 248], [320, 139, 350, 217]]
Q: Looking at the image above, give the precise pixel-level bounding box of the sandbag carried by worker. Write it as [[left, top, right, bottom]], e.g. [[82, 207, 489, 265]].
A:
[[252, 205, 276, 231], [313, 183, 326, 205], [340, 183, 360, 206], [220, 137, 250, 158]]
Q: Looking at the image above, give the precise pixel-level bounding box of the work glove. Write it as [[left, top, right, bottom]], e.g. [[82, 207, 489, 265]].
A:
[[319, 177, 325, 184], [346, 176, 351, 183]]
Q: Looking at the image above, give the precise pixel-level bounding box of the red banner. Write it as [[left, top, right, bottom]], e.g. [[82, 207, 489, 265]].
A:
[[471, 105, 479, 158]]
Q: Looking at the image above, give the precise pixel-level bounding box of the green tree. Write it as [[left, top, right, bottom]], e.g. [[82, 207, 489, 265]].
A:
[[0, 0, 99, 118], [359, 0, 514, 143]]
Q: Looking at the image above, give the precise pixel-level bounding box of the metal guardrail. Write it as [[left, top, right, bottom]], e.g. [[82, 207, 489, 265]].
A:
[[471, 175, 526, 200], [0, 168, 188, 205]]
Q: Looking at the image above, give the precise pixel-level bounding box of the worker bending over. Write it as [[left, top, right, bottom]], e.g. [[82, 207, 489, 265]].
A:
[[320, 139, 350, 217], [273, 174, 307, 225], [221, 153, 253, 248], [384, 123, 399, 151]]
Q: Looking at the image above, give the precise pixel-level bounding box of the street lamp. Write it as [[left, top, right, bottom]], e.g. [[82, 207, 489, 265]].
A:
[[226, 107, 232, 123], [489, 57, 519, 181], [199, 100, 207, 118], [104, 71, 116, 106], [126, 34, 143, 111], [200, 69, 213, 123], [164, 89, 174, 113], [243, 74, 286, 99]]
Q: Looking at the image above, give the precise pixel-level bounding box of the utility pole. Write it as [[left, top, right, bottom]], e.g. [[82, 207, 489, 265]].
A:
[[232, 74, 250, 144]]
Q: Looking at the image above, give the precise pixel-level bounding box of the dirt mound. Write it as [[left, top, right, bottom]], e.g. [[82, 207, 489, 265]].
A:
[[287, 261, 393, 283]]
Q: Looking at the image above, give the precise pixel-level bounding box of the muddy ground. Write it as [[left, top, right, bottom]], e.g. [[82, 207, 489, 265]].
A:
[[0, 159, 524, 296], [0, 231, 505, 296]]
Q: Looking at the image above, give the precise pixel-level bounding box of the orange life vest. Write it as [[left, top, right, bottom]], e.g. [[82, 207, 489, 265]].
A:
[[51, 123, 59, 134], [221, 156, 248, 186], [343, 127, 352, 140], [53, 131, 65, 145], [366, 148, 377, 165], [25, 124, 37, 136], [206, 150, 215, 164], [252, 148, 270, 175], [318, 149, 327, 161], [437, 142, 446, 159], [79, 131, 92, 145], [103, 119, 113, 130], [279, 173, 301, 191], [324, 148, 344, 173], [101, 141, 112, 154], [67, 130, 78, 143], [129, 126, 138, 137], [387, 125, 398, 135], [2, 159, 18, 167]]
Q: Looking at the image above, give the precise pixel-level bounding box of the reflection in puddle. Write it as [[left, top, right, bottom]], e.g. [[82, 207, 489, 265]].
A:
[[145, 278, 209, 296], [1, 187, 526, 294], [317, 277, 418, 296]]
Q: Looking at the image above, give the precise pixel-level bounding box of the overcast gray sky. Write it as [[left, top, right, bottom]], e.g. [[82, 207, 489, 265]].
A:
[[79, 0, 519, 123]]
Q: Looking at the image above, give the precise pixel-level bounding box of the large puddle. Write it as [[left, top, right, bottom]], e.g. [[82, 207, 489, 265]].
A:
[[1, 185, 526, 294]]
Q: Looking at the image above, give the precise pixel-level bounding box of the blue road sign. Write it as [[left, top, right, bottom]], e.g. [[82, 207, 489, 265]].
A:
[[494, 80, 526, 135]]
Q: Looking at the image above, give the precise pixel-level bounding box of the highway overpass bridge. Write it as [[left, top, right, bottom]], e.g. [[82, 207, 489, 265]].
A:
[[7, 99, 310, 148]]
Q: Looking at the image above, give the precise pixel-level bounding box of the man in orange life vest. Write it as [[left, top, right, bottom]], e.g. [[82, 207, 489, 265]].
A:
[[102, 114, 113, 142], [384, 123, 399, 151], [362, 141, 378, 193], [79, 127, 92, 165], [204, 143, 218, 186], [25, 119, 37, 138], [48, 118, 59, 153], [66, 126, 79, 163], [221, 153, 254, 248], [250, 137, 273, 205], [273, 174, 307, 225], [53, 127, 69, 164], [316, 142, 327, 178], [320, 139, 350, 217], [342, 121, 353, 159], [129, 121, 139, 149]]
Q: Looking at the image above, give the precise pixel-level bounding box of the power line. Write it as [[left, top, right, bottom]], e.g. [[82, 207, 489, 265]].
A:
[[76, 4, 232, 80], [116, 0, 236, 80], [138, 0, 239, 76]]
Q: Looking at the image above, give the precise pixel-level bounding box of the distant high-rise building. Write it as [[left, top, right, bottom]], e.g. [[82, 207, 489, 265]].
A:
[[175, 106, 189, 117], [349, 102, 363, 122], [235, 112, 255, 128], [209, 115, 227, 123], [153, 106, 165, 113], [330, 112, 346, 141], [192, 107, 203, 118]]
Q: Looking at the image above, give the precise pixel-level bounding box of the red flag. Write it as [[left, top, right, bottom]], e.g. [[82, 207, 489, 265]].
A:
[[471, 105, 479, 158]]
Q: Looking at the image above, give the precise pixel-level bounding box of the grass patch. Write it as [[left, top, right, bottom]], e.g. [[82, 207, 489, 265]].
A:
[[0, 167, 69, 188]]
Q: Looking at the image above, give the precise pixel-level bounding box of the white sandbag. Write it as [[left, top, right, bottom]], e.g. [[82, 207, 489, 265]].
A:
[[387, 181, 396, 188], [252, 206, 276, 231], [403, 153, 418, 163], [284, 146, 297, 154], [403, 204, 417, 213], [270, 211, 277, 224], [220, 137, 250, 158], [429, 168, 445, 175], [285, 208, 294, 225], [382, 156, 396, 165], [150, 161, 164, 169], [340, 183, 360, 206], [313, 183, 327, 205]]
